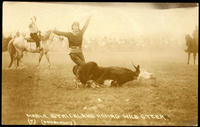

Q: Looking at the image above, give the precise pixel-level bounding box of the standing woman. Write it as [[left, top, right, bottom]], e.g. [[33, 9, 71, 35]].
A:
[[52, 16, 92, 65]]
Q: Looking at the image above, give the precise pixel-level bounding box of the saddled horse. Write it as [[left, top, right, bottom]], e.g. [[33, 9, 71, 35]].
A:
[[7, 30, 55, 68], [185, 34, 198, 65]]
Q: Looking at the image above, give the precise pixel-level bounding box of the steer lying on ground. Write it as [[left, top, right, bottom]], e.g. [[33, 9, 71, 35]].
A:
[[73, 61, 140, 87]]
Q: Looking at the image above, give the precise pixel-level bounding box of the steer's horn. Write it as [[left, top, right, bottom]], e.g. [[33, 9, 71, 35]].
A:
[[131, 62, 137, 69], [131, 62, 137, 71]]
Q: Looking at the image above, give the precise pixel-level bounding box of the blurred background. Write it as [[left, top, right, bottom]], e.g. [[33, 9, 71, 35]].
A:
[[2, 2, 198, 52]]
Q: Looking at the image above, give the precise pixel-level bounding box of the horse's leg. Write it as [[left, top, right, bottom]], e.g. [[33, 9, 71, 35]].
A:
[[37, 51, 44, 68], [16, 55, 23, 69], [8, 57, 14, 68], [19, 55, 25, 68], [187, 52, 190, 64], [11, 54, 17, 69], [15, 51, 20, 68], [8, 53, 14, 68], [17, 50, 24, 68], [16, 57, 20, 68], [8, 42, 15, 68], [45, 52, 51, 68], [193, 53, 196, 65], [21, 51, 27, 67]]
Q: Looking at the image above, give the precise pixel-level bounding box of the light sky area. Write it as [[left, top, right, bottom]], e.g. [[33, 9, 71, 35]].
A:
[[3, 2, 199, 39]]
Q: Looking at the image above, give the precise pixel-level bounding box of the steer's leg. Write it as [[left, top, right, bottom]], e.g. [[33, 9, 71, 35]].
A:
[[96, 72, 107, 85], [73, 77, 82, 89], [111, 80, 120, 87]]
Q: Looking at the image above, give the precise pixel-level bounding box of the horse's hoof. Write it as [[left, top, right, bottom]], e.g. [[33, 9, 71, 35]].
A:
[[48, 65, 55, 69], [7, 66, 11, 69], [16, 67, 22, 70], [5, 67, 11, 70], [9, 66, 15, 69], [74, 86, 80, 89], [21, 66, 26, 69], [48, 65, 51, 69]]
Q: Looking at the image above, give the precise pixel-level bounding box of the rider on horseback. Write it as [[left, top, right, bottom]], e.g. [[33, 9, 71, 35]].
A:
[[185, 26, 198, 53], [29, 16, 42, 51], [185, 34, 193, 53], [193, 25, 198, 52]]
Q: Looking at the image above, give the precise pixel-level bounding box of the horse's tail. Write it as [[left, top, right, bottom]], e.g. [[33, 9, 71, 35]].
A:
[[7, 40, 17, 68], [2, 37, 12, 52], [8, 40, 16, 55]]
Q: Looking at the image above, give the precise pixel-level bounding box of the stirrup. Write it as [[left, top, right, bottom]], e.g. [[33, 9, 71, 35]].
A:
[[38, 47, 43, 51]]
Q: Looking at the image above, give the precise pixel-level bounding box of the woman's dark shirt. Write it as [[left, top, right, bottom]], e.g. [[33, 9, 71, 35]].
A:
[[53, 18, 90, 48]]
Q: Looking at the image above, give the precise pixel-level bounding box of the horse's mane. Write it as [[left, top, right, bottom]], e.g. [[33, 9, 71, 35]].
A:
[[40, 30, 52, 41]]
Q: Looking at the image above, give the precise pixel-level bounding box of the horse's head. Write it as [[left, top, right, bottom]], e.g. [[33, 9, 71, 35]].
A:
[[41, 30, 55, 42], [46, 30, 52, 35], [49, 32, 55, 41], [185, 34, 192, 41]]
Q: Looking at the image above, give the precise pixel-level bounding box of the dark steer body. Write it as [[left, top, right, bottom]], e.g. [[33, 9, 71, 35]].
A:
[[73, 61, 140, 87]]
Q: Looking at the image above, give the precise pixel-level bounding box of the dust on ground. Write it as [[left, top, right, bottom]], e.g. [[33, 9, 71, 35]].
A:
[[2, 48, 198, 125]]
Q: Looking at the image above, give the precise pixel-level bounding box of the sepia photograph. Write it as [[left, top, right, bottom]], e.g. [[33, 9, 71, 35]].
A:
[[2, 2, 198, 125]]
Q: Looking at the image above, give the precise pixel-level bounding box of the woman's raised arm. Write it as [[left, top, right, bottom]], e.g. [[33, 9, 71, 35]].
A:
[[81, 15, 92, 34]]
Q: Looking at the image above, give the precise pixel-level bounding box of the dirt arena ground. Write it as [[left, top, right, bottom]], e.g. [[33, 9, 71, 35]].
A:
[[2, 48, 198, 125]]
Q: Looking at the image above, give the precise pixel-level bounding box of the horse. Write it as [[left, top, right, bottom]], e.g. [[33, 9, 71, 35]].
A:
[[7, 30, 56, 68], [185, 34, 198, 65]]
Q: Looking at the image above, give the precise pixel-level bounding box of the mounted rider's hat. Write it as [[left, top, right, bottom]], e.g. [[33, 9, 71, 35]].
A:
[[30, 16, 37, 22]]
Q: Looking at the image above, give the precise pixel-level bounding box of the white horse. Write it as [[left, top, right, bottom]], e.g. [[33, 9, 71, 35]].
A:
[[7, 30, 55, 69]]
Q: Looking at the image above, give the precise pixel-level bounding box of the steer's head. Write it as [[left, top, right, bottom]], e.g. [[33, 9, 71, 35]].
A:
[[138, 68, 156, 80]]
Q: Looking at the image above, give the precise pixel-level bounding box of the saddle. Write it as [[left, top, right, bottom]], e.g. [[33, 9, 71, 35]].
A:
[[25, 37, 35, 43]]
